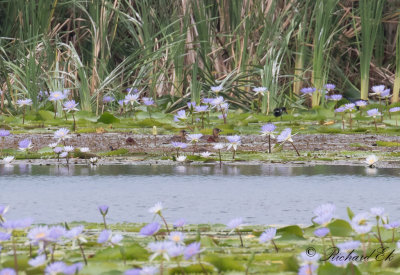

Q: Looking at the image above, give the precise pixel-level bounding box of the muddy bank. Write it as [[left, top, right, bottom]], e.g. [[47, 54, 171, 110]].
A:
[[3, 132, 400, 153]]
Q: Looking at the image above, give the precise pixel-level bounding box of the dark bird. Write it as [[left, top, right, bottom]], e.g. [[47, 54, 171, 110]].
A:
[[273, 107, 287, 118], [201, 128, 222, 143], [168, 130, 188, 143], [126, 137, 137, 145], [109, 145, 116, 151]]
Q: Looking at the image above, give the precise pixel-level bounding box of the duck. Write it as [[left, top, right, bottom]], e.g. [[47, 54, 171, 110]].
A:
[[126, 137, 137, 145], [168, 130, 188, 143], [273, 107, 287, 118], [200, 128, 222, 143]]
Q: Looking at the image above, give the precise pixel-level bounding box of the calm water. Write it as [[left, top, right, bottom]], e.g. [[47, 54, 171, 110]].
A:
[[1, 164, 399, 225]]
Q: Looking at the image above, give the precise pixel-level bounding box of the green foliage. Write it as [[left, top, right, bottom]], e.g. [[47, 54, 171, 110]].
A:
[[97, 112, 120, 124], [327, 219, 353, 237], [276, 225, 305, 241], [205, 255, 244, 272], [99, 148, 129, 157], [376, 141, 400, 147]]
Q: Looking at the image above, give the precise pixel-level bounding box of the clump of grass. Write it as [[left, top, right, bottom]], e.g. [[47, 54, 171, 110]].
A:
[[375, 141, 400, 147], [99, 148, 130, 156]]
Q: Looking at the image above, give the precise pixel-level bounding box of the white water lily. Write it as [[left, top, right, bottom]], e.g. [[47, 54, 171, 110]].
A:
[[63, 146, 74, 152], [3, 156, 14, 164], [48, 143, 58, 149], [213, 143, 224, 150], [176, 156, 187, 162], [149, 202, 163, 215], [89, 157, 98, 165], [365, 155, 378, 167], [80, 147, 90, 153], [200, 152, 211, 158]]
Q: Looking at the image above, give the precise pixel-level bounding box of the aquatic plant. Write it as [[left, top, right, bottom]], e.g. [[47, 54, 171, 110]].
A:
[[18, 139, 32, 153], [186, 134, 203, 154], [98, 205, 109, 229], [226, 135, 241, 159], [365, 155, 378, 168], [2, 156, 14, 164], [226, 218, 245, 247], [276, 128, 300, 156], [213, 143, 224, 168], [54, 128, 70, 145], [16, 99, 32, 124], [63, 100, 79, 131], [259, 228, 279, 252], [389, 107, 400, 125], [0, 130, 10, 156], [367, 108, 382, 131], [139, 222, 161, 238], [260, 123, 276, 153], [149, 202, 170, 234]]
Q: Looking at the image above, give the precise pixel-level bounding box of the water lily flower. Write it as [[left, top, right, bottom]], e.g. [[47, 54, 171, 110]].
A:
[[259, 227, 279, 252], [173, 218, 186, 229], [103, 96, 114, 103], [384, 222, 400, 230], [365, 155, 378, 168], [0, 232, 11, 241], [168, 232, 186, 245], [17, 98, 33, 107], [226, 135, 241, 159], [142, 97, 154, 106], [314, 227, 329, 238], [80, 147, 90, 153], [89, 157, 98, 165], [65, 226, 87, 247], [0, 205, 9, 217], [0, 129, 10, 137], [124, 94, 139, 105], [253, 87, 268, 96], [45, 261, 67, 275], [28, 255, 47, 267], [140, 222, 161, 237], [313, 203, 336, 226], [49, 91, 66, 102], [210, 85, 223, 93], [167, 245, 185, 258], [186, 134, 203, 143], [300, 87, 316, 94], [335, 106, 346, 113], [324, 84, 336, 91], [63, 146, 74, 152], [49, 143, 58, 149], [2, 218, 33, 231], [126, 88, 139, 94], [174, 110, 187, 122], [48, 226, 66, 243], [149, 202, 163, 215], [63, 100, 79, 113], [3, 156, 14, 164], [99, 205, 109, 216], [298, 264, 318, 275], [260, 123, 276, 153], [148, 241, 175, 261], [0, 268, 16, 275], [54, 128, 70, 142], [277, 128, 300, 156], [355, 100, 368, 107], [60, 152, 68, 158], [200, 152, 211, 158], [194, 105, 208, 113], [125, 267, 158, 275], [176, 155, 187, 162], [389, 107, 400, 113], [202, 98, 213, 104], [97, 229, 123, 246], [344, 103, 355, 111], [183, 242, 202, 260], [351, 213, 372, 234], [27, 226, 51, 245], [18, 139, 32, 152], [171, 142, 187, 149], [329, 94, 342, 101], [226, 217, 244, 232], [367, 108, 381, 117]]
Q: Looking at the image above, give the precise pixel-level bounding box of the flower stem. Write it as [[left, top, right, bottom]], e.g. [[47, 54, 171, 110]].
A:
[[102, 215, 108, 230], [291, 142, 300, 156], [78, 239, 88, 265], [237, 229, 244, 247], [160, 214, 170, 234], [268, 135, 271, 153], [12, 235, 18, 273], [218, 150, 222, 168], [271, 240, 279, 253]]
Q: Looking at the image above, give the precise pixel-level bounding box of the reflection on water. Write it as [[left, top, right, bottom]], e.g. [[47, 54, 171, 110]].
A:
[[0, 164, 399, 225]]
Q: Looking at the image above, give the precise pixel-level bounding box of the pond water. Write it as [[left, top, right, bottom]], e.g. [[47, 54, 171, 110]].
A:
[[1, 164, 399, 225]]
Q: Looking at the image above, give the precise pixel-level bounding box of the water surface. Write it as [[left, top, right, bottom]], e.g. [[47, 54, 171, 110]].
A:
[[1, 164, 399, 225]]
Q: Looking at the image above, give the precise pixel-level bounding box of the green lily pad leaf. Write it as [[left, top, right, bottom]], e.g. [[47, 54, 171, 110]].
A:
[[327, 219, 352, 237], [37, 110, 55, 121], [205, 255, 244, 272], [92, 244, 149, 261], [97, 112, 120, 124], [277, 225, 305, 241], [170, 264, 214, 274]]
